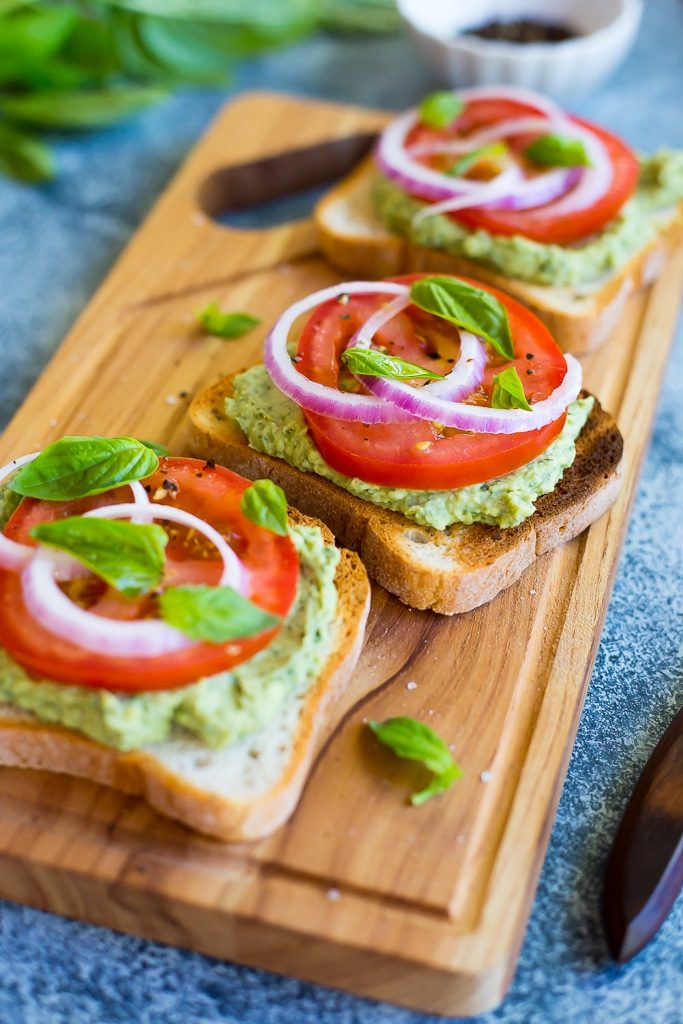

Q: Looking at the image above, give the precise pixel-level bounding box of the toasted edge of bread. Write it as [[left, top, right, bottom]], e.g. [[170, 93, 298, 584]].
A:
[[314, 158, 683, 355], [0, 510, 371, 841], [188, 374, 624, 616]]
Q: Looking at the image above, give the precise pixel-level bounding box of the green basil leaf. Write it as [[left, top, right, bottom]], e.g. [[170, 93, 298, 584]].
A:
[[342, 347, 444, 381], [138, 439, 170, 458], [419, 91, 463, 129], [159, 584, 280, 643], [31, 517, 167, 597], [10, 436, 159, 500], [0, 5, 78, 61], [0, 85, 167, 129], [241, 479, 288, 536], [448, 141, 507, 177], [197, 302, 261, 339], [0, 122, 53, 182], [409, 275, 514, 360], [524, 133, 591, 168], [369, 717, 463, 806], [490, 366, 532, 411]]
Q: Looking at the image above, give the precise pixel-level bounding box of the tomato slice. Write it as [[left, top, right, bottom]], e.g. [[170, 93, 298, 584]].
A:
[[0, 459, 299, 692], [405, 99, 639, 245], [296, 275, 567, 491]]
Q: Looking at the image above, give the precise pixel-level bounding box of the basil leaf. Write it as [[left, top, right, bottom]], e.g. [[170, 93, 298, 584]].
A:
[[491, 366, 532, 411], [0, 85, 167, 129], [10, 436, 159, 500], [31, 517, 167, 598], [369, 717, 463, 806], [159, 584, 280, 643], [0, 6, 77, 62], [0, 122, 54, 183], [138, 439, 170, 458], [342, 346, 444, 382], [419, 91, 463, 129], [197, 302, 261, 339], [409, 276, 514, 360], [448, 141, 507, 177], [241, 479, 288, 536], [524, 133, 591, 168]]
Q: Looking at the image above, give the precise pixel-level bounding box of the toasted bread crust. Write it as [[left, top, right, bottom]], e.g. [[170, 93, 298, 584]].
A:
[[0, 515, 371, 842], [188, 374, 624, 615], [315, 159, 683, 355]]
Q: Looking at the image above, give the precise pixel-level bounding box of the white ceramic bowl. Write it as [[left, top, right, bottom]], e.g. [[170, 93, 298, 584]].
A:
[[397, 0, 643, 100]]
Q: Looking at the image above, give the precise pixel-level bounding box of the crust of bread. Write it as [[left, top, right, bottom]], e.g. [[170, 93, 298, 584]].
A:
[[315, 158, 683, 355], [0, 511, 371, 841], [188, 375, 624, 615]]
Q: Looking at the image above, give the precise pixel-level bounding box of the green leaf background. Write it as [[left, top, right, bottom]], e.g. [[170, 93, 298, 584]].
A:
[[0, 0, 401, 182]]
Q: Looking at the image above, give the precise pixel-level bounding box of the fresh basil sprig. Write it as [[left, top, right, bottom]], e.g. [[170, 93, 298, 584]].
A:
[[409, 276, 514, 360], [32, 517, 168, 597], [241, 479, 288, 536], [197, 302, 261, 340], [369, 717, 463, 806], [490, 366, 532, 411], [448, 141, 507, 178], [10, 436, 159, 501], [419, 91, 463, 129], [159, 584, 280, 643], [342, 347, 444, 382], [524, 133, 591, 168]]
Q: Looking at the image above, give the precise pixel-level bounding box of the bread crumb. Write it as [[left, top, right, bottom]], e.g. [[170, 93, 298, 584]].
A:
[[165, 395, 178, 406], [406, 680, 418, 691], [530, 588, 537, 596], [326, 888, 340, 902], [427, 709, 434, 716], [480, 770, 492, 783]]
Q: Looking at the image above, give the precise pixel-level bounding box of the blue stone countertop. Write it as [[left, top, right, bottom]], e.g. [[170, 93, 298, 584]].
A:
[[0, 2, 681, 1022]]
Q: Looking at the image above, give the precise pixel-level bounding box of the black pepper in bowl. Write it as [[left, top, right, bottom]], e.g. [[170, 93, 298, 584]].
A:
[[463, 19, 580, 44]]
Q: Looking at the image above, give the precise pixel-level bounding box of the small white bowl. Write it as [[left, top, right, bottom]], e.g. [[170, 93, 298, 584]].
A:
[[397, 0, 643, 100]]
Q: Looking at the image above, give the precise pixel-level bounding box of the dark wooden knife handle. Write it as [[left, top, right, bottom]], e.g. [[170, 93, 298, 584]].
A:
[[602, 705, 683, 961]]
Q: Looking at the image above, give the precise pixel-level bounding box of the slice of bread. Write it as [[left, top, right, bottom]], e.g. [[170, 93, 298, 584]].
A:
[[315, 159, 683, 355], [0, 510, 370, 842], [189, 375, 623, 616]]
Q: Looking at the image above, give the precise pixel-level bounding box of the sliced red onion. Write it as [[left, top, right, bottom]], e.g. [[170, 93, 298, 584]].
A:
[[265, 282, 417, 424], [408, 116, 562, 158], [22, 549, 194, 657], [349, 294, 487, 407], [22, 500, 248, 658], [0, 452, 39, 572]]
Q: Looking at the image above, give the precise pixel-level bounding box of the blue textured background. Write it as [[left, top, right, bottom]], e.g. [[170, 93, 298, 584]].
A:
[[0, 2, 682, 1022]]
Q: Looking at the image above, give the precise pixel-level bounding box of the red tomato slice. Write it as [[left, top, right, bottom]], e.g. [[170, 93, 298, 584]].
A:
[[405, 99, 639, 245], [0, 459, 299, 692], [297, 275, 567, 491]]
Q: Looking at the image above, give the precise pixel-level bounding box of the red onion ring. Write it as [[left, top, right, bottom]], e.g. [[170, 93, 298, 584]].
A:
[[21, 500, 248, 658], [377, 87, 612, 220], [348, 294, 487, 409], [265, 281, 581, 434]]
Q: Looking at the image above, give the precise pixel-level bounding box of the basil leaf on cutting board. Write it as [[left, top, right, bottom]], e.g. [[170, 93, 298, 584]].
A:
[[197, 302, 261, 339], [31, 516, 168, 597], [159, 584, 280, 643], [342, 347, 444, 382], [241, 479, 288, 536], [419, 91, 463, 129], [368, 717, 463, 806], [10, 436, 159, 500], [409, 276, 515, 360], [490, 366, 533, 411], [524, 133, 591, 168]]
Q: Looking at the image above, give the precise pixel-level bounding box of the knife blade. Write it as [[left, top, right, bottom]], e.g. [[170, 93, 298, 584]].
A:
[[602, 704, 683, 961]]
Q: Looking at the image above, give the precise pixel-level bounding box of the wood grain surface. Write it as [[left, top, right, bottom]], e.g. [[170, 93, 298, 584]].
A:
[[0, 93, 681, 1017]]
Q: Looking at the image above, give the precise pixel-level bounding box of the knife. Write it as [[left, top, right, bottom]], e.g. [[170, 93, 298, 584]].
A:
[[602, 704, 683, 961]]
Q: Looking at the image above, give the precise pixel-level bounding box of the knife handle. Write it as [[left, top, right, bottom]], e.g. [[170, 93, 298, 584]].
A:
[[602, 704, 683, 961]]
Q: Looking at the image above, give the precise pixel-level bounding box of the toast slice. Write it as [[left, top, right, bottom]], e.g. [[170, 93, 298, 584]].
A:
[[315, 159, 683, 355], [189, 375, 624, 616], [0, 510, 370, 842]]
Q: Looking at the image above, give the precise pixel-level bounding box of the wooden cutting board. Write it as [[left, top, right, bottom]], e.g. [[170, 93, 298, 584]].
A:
[[0, 92, 681, 1017]]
